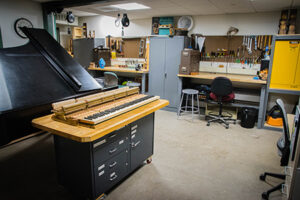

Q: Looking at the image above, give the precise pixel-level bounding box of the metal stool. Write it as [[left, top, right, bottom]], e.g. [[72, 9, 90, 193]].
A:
[[177, 89, 200, 120]]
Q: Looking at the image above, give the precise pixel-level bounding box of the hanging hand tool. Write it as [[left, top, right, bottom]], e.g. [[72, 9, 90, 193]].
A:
[[264, 35, 267, 50], [254, 36, 257, 51], [257, 35, 261, 49], [247, 36, 252, 55]]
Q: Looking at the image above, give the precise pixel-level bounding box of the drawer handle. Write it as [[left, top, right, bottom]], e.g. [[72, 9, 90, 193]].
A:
[[131, 125, 138, 130], [109, 134, 117, 139], [109, 148, 118, 154], [109, 161, 117, 168], [110, 174, 118, 181], [131, 141, 141, 148]]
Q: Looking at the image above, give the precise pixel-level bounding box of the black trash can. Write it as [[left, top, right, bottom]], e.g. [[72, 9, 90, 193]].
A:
[[241, 107, 258, 128]]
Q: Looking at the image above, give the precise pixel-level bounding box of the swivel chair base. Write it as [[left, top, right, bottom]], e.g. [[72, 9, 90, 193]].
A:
[[206, 114, 236, 129], [259, 172, 286, 200]]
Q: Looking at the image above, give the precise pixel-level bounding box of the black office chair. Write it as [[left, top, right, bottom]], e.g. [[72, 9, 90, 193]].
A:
[[206, 77, 236, 129], [260, 99, 290, 200]]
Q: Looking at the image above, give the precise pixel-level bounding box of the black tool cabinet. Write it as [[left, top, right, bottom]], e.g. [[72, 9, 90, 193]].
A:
[[53, 113, 154, 200]]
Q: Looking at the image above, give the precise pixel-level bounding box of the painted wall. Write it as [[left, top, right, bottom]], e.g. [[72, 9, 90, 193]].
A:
[[79, 15, 151, 38], [190, 12, 281, 35], [0, 0, 43, 48], [79, 11, 281, 37]]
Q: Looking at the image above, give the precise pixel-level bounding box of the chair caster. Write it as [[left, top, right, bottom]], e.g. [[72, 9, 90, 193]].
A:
[[147, 158, 152, 164], [233, 121, 236, 124], [262, 192, 268, 200], [259, 174, 266, 181], [207, 123, 210, 126], [225, 125, 229, 129]]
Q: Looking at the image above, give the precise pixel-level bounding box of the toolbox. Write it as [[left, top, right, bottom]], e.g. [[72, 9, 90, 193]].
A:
[[179, 49, 201, 75]]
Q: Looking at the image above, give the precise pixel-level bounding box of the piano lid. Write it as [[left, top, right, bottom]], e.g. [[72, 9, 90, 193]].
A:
[[0, 28, 102, 113]]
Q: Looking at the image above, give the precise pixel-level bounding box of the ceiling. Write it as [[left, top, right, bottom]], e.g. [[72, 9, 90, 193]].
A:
[[34, 0, 300, 19]]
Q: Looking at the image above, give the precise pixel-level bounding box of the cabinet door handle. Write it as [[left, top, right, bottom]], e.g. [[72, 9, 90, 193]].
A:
[[165, 73, 167, 78], [131, 141, 141, 148], [109, 148, 117, 154], [109, 161, 117, 168], [110, 174, 118, 181]]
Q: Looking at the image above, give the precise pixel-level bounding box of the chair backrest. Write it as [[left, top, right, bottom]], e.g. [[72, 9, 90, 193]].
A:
[[276, 99, 290, 166], [276, 99, 290, 141], [211, 77, 233, 97]]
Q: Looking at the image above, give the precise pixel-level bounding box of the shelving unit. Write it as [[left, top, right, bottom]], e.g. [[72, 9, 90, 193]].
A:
[[262, 35, 300, 130]]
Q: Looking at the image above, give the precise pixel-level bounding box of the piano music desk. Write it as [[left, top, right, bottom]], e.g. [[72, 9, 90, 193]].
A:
[[178, 72, 267, 128], [32, 99, 168, 200], [89, 66, 149, 94]]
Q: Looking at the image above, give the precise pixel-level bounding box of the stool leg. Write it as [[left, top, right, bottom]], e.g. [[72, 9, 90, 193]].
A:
[[192, 94, 194, 120], [177, 93, 184, 117], [197, 94, 200, 115], [185, 94, 188, 111]]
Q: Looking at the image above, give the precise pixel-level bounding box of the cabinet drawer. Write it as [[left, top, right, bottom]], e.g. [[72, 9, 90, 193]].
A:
[[93, 126, 130, 165], [94, 149, 129, 196], [130, 114, 154, 171]]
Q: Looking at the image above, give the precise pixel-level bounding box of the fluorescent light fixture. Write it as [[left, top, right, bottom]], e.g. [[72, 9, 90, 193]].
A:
[[111, 3, 150, 11]]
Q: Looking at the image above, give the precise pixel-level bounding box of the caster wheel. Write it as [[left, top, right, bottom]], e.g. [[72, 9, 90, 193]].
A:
[[259, 174, 266, 181], [147, 158, 152, 164], [225, 125, 229, 129], [207, 123, 210, 126], [262, 192, 268, 200], [233, 121, 236, 124]]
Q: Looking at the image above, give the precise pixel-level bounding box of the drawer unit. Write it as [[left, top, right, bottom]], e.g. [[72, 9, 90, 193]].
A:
[[93, 126, 130, 165], [53, 114, 155, 200], [130, 114, 154, 170], [94, 149, 130, 196]]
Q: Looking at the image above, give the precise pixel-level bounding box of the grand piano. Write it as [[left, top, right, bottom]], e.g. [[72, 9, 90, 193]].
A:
[[0, 27, 103, 146]]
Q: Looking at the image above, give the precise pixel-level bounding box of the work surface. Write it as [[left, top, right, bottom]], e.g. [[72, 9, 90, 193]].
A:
[[89, 66, 149, 74], [178, 72, 266, 85], [32, 99, 169, 142]]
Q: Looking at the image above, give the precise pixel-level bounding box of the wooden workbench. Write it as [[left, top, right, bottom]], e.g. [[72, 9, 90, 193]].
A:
[[177, 72, 267, 128], [32, 99, 169, 142], [178, 72, 266, 85], [88, 66, 149, 74], [89, 67, 149, 94], [32, 98, 169, 200]]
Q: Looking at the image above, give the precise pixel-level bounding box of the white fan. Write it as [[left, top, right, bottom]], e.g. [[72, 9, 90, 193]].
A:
[[177, 16, 193, 31]]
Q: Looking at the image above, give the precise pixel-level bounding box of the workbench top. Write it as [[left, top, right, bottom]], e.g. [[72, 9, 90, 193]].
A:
[[88, 66, 149, 74], [32, 99, 169, 143], [178, 72, 266, 85]]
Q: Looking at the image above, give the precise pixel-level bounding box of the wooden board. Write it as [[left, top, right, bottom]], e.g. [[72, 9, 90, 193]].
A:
[[178, 72, 266, 85], [123, 38, 141, 58], [88, 66, 149, 74], [32, 99, 169, 142]]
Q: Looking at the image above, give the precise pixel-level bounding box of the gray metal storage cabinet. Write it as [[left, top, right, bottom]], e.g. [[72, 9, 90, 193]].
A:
[[149, 36, 189, 110], [73, 38, 105, 70]]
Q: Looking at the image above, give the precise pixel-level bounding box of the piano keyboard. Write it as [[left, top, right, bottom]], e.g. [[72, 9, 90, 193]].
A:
[[51, 87, 160, 127], [79, 95, 159, 125]]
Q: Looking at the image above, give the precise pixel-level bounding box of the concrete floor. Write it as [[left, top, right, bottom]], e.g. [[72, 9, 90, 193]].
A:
[[0, 110, 283, 200]]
